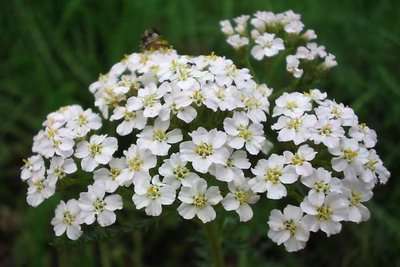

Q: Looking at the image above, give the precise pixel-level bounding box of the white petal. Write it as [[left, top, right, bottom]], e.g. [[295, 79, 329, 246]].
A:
[[197, 206, 216, 223], [98, 210, 116, 227]]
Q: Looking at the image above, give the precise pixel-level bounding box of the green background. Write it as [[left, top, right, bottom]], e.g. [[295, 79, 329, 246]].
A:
[[1, 0, 399, 266]]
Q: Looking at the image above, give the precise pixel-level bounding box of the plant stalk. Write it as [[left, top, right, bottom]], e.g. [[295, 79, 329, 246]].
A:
[[204, 221, 225, 267]]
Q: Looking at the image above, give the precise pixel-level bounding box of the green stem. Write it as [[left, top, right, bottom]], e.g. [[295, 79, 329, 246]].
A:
[[132, 230, 143, 267], [204, 222, 225, 267]]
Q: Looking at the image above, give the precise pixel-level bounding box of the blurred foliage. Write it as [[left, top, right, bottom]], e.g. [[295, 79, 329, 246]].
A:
[[1, 0, 400, 266]]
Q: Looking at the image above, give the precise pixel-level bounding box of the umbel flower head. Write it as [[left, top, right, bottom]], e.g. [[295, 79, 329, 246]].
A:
[[20, 11, 390, 253]]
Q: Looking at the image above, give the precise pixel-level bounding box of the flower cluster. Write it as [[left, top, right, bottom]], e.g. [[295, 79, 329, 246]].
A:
[[266, 89, 389, 251], [20, 11, 390, 253], [220, 10, 337, 78], [21, 48, 274, 240]]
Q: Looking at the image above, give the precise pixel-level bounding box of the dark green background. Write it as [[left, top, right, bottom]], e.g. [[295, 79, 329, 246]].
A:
[[1, 0, 399, 266]]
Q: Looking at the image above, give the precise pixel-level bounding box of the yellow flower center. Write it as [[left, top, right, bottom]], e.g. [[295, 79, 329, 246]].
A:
[[195, 143, 214, 158], [192, 90, 204, 106], [288, 118, 302, 130], [320, 124, 332, 135], [343, 149, 358, 162], [365, 160, 378, 171], [153, 129, 167, 142], [33, 180, 45, 192], [264, 167, 282, 184], [284, 219, 297, 235], [89, 144, 103, 156], [291, 153, 304, 165], [54, 167, 66, 179], [110, 168, 121, 180], [128, 157, 143, 172], [173, 166, 189, 180], [350, 191, 362, 206], [147, 185, 161, 200], [238, 126, 253, 141], [93, 199, 106, 213], [124, 111, 136, 121], [193, 194, 207, 208], [234, 190, 249, 205], [78, 114, 88, 126], [331, 106, 342, 119], [63, 211, 76, 225], [314, 181, 330, 193], [143, 94, 157, 107], [244, 97, 260, 110], [286, 101, 298, 110], [317, 205, 332, 221]]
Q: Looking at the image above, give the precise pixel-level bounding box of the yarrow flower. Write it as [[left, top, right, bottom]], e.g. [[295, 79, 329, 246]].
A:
[[51, 199, 83, 240], [220, 10, 337, 78], [268, 205, 310, 252], [20, 16, 389, 254], [177, 178, 223, 223]]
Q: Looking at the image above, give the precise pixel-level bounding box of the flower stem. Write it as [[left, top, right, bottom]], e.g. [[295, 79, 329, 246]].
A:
[[204, 221, 225, 267]]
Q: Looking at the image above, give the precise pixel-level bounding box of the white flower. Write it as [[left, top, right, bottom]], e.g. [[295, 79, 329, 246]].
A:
[[159, 153, 199, 189], [272, 114, 317, 145], [177, 178, 222, 223], [47, 157, 77, 182], [223, 112, 265, 155], [93, 157, 129, 193], [342, 178, 372, 223], [160, 86, 197, 123], [209, 149, 251, 182], [315, 101, 358, 127], [75, 135, 118, 172], [251, 33, 284, 60], [220, 20, 234, 35], [222, 175, 259, 222], [322, 53, 337, 69], [283, 144, 316, 176], [26, 175, 56, 207], [301, 193, 349, 236], [305, 89, 327, 103], [121, 144, 157, 185], [273, 92, 311, 118], [227, 35, 249, 50], [127, 83, 169, 118], [110, 104, 147, 136], [361, 149, 390, 184], [241, 91, 270, 123], [78, 182, 123, 227], [51, 199, 83, 240], [286, 55, 303, 78], [21, 154, 45, 181], [329, 138, 368, 177], [66, 107, 102, 138], [284, 20, 304, 34], [349, 123, 377, 148], [250, 154, 297, 199], [132, 174, 176, 216], [233, 15, 250, 35], [306, 43, 327, 59], [179, 127, 229, 173], [301, 167, 342, 202], [94, 86, 129, 118], [137, 118, 182, 156], [33, 127, 74, 158], [268, 205, 310, 252], [302, 29, 317, 41], [250, 11, 274, 31], [209, 58, 252, 88], [203, 84, 239, 112], [312, 118, 344, 148]]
